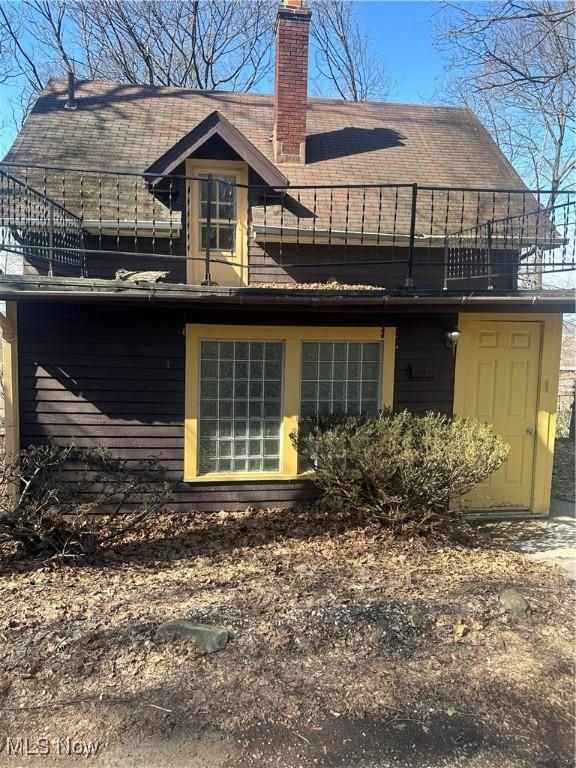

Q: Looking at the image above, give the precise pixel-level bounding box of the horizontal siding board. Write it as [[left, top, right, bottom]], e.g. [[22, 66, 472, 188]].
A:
[[21, 414, 182, 427], [61, 460, 185, 471], [21, 402, 184, 416], [21, 354, 185, 369], [21, 340, 185, 354], [21, 378, 185, 392], [20, 436, 184, 449], [20, 443, 184, 460], [22, 391, 185, 404], [24, 366, 185, 381], [21, 424, 184, 437], [59, 483, 317, 499]]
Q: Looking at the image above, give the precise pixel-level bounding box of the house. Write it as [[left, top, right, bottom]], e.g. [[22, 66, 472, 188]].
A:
[[0, 0, 573, 515]]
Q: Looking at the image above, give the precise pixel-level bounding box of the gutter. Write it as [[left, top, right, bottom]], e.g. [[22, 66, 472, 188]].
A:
[[0, 285, 572, 311]]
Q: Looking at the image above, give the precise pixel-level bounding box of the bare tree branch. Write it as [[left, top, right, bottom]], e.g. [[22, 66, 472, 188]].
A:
[[436, 0, 575, 195], [311, 0, 391, 101], [0, 0, 276, 125]]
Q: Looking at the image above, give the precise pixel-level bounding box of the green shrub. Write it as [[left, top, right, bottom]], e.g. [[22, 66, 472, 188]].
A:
[[291, 411, 510, 530], [0, 445, 173, 559]]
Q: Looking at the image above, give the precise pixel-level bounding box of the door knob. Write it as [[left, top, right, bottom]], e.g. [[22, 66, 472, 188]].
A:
[[526, 427, 535, 435]]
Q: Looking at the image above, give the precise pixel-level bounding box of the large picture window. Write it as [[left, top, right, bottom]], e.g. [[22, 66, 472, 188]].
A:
[[198, 340, 283, 474], [185, 326, 396, 481]]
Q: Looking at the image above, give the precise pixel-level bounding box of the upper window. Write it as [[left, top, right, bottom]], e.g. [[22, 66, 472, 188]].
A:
[[199, 175, 237, 253]]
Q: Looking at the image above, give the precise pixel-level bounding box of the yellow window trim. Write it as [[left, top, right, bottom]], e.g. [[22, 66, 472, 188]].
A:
[[185, 158, 248, 286], [0, 301, 19, 461], [184, 324, 396, 483], [453, 312, 562, 516]]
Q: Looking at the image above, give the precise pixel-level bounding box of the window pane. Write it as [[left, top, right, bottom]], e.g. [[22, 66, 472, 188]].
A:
[[235, 360, 248, 379], [201, 359, 218, 379], [249, 375, 263, 394], [200, 178, 210, 205], [219, 379, 233, 398], [362, 361, 380, 380], [299, 341, 382, 419], [363, 343, 380, 361], [199, 456, 217, 474], [200, 420, 217, 438], [200, 201, 217, 220], [202, 341, 219, 358], [200, 224, 217, 250], [236, 341, 249, 360], [198, 339, 284, 474], [219, 203, 234, 220], [217, 178, 235, 200], [220, 342, 234, 359], [333, 343, 347, 361], [219, 400, 233, 419], [200, 379, 218, 398], [234, 380, 248, 398], [250, 343, 264, 360], [249, 400, 263, 418], [266, 343, 282, 361], [301, 380, 317, 400], [217, 224, 235, 251]]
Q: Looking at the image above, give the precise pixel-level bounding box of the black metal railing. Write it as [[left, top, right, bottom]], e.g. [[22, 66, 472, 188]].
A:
[[0, 166, 85, 275], [0, 161, 573, 290]]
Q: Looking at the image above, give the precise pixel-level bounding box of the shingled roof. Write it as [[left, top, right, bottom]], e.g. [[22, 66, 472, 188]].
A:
[[7, 77, 529, 186], [2, 78, 535, 238]]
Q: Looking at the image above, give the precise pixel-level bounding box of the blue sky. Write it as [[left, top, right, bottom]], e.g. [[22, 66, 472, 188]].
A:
[[0, 1, 447, 154], [334, 1, 445, 103]]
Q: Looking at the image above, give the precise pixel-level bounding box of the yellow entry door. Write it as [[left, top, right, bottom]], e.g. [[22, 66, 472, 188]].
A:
[[455, 320, 541, 511]]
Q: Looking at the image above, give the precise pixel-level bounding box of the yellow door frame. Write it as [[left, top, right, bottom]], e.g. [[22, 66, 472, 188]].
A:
[[453, 312, 562, 516], [185, 158, 249, 286], [0, 301, 19, 461]]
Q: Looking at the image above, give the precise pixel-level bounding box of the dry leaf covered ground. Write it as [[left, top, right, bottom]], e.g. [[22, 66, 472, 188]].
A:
[[0, 507, 574, 767]]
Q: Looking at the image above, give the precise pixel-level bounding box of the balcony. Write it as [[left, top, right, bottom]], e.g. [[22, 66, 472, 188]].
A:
[[0, 161, 574, 293]]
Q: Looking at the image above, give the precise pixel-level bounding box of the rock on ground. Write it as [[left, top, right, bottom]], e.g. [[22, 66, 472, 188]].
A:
[[155, 621, 229, 653]]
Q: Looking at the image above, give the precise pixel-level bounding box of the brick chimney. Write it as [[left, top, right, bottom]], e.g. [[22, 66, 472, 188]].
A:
[[273, 0, 311, 165]]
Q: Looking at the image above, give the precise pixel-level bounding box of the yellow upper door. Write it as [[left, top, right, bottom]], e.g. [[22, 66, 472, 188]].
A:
[[186, 160, 248, 287], [455, 320, 541, 511]]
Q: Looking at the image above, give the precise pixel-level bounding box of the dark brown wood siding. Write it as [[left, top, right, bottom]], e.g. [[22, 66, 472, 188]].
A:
[[18, 302, 457, 511], [248, 240, 516, 290], [393, 315, 457, 415]]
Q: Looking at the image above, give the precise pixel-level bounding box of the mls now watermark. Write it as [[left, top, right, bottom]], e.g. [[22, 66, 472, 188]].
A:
[[1, 736, 101, 758]]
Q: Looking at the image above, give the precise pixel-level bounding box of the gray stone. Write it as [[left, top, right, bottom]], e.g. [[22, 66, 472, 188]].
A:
[[155, 621, 229, 653], [115, 269, 169, 283], [498, 588, 529, 617], [408, 607, 432, 629]]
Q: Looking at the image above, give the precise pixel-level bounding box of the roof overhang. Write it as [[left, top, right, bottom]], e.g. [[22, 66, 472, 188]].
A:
[[144, 110, 288, 188], [0, 276, 573, 314]]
